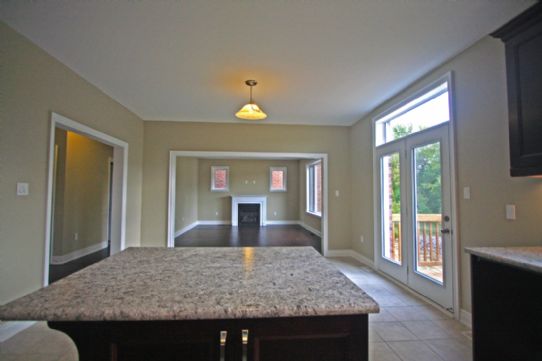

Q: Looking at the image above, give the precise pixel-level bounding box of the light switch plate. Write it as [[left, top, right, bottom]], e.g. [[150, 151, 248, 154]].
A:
[[505, 204, 516, 220], [16, 182, 29, 196], [463, 186, 471, 200]]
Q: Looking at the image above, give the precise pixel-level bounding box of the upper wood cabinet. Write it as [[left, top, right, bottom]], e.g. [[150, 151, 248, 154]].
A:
[[493, 4, 542, 177]]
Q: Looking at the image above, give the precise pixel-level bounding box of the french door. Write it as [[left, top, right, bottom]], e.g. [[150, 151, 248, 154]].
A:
[[376, 124, 454, 310]]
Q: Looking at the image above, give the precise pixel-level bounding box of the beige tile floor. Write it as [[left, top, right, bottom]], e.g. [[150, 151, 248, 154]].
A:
[[331, 257, 472, 361], [0, 257, 472, 361]]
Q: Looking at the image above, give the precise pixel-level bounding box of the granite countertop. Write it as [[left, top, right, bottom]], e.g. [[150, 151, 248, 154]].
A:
[[0, 247, 379, 321], [465, 246, 542, 274]]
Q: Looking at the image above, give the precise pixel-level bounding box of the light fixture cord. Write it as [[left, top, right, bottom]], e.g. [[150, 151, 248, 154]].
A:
[[249, 85, 253, 104]]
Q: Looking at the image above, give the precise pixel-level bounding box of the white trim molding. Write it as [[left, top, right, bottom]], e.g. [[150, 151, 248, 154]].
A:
[[326, 249, 375, 268], [266, 220, 300, 225], [231, 195, 267, 226], [197, 220, 232, 226], [269, 166, 287, 192], [0, 321, 36, 342], [299, 222, 322, 237], [371, 72, 461, 320], [45, 112, 128, 286], [210, 166, 230, 192], [460, 309, 472, 328], [174, 221, 199, 238], [50, 241, 108, 265], [168, 151, 329, 256]]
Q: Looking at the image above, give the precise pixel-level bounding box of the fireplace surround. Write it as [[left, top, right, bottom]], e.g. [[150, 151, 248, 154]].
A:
[[231, 196, 267, 226]]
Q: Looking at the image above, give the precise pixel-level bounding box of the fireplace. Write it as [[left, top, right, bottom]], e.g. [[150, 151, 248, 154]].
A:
[[238, 204, 260, 226], [231, 196, 267, 226]]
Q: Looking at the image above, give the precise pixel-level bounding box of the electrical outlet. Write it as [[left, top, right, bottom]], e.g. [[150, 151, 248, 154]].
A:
[[74, 233, 79, 241], [360, 235, 364, 243], [16, 182, 29, 196], [215, 211, 219, 216], [273, 211, 277, 216]]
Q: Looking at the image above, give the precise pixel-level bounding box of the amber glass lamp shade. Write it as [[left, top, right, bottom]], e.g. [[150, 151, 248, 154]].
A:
[[235, 80, 267, 120], [235, 103, 267, 120]]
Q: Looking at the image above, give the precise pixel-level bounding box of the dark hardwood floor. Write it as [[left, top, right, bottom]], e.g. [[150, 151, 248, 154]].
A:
[[49, 246, 110, 283], [175, 225, 321, 253]]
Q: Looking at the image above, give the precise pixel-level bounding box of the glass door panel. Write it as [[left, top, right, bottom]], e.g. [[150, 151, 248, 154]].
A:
[[376, 124, 453, 311], [380, 153, 402, 265], [413, 142, 443, 284]]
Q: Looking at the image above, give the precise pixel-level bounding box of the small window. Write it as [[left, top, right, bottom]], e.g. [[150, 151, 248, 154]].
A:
[[306, 161, 322, 216], [270, 167, 287, 192], [211, 166, 229, 192], [375, 79, 451, 146]]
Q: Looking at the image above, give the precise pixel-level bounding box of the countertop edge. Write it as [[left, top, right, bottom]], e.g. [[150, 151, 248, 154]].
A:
[[0, 306, 381, 322], [465, 247, 542, 274]]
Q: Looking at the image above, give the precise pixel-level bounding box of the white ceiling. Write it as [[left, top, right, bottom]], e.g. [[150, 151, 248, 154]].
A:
[[1, 0, 535, 126]]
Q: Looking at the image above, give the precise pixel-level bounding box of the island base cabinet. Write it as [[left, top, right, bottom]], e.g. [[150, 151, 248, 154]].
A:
[[49, 314, 368, 361], [470, 255, 542, 361]]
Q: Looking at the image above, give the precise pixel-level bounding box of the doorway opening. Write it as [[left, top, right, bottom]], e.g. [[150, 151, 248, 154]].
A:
[[373, 74, 458, 314], [168, 151, 329, 255], [44, 113, 128, 285]]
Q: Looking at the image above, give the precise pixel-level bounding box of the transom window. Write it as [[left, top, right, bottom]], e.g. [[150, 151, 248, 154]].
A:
[[375, 80, 450, 147], [306, 161, 322, 216], [269, 167, 287, 192], [211, 166, 229, 192]]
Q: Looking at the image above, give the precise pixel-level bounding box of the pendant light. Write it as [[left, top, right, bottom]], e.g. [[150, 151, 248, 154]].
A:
[[235, 80, 267, 120]]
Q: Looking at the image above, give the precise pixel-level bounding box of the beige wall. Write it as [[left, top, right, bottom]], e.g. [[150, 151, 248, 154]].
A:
[[0, 23, 144, 304], [196, 159, 299, 222], [175, 157, 199, 232], [299, 159, 322, 232], [350, 36, 542, 313], [142, 122, 351, 249], [53, 130, 113, 256]]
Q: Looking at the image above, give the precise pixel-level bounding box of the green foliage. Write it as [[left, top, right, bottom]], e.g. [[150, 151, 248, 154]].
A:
[[415, 143, 441, 214], [388, 125, 441, 215]]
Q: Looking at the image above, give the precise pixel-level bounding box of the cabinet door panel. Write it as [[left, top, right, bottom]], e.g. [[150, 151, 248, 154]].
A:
[[247, 315, 367, 361], [115, 340, 214, 361], [256, 336, 349, 361], [493, 3, 542, 176]]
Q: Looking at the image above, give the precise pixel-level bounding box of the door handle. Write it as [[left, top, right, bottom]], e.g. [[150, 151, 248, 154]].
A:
[[219, 330, 227, 361], [440, 228, 451, 234], [241, 329, 249, 361]]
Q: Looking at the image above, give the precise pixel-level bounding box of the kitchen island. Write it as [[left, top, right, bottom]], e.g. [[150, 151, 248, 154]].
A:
[[0, 247, 379, 361], [466, 246, 542, 361]]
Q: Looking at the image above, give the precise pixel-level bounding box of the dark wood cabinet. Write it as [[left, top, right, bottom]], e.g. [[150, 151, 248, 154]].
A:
[[49, 314, 368, 361], [492, 4, 542, 177], [470, 255, 542, 361]]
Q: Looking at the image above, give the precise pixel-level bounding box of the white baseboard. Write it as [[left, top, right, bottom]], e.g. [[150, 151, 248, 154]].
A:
[[176, 220, 306, 229], [174, 221, 199, 237], [266, 220, 300, 225], [0, 321, 36, 342], [50, 241, 108, 265], [460, 309, 472, 328], [197, 220, 231, 225], [326, 249, 374, 268], [298, 222, 322, 237]]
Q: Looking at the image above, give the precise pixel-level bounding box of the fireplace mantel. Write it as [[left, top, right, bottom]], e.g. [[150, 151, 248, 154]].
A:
[[231, 196, 267, 226]]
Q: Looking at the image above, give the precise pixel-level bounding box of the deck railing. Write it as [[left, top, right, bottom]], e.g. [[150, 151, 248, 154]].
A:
[[390, 214, 442, 266]]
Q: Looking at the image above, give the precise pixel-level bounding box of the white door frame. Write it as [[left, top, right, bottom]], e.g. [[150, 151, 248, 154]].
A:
[[43, 112, 129, 286], [372, 72, 460, 318], [167, 151, 329, 256]]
